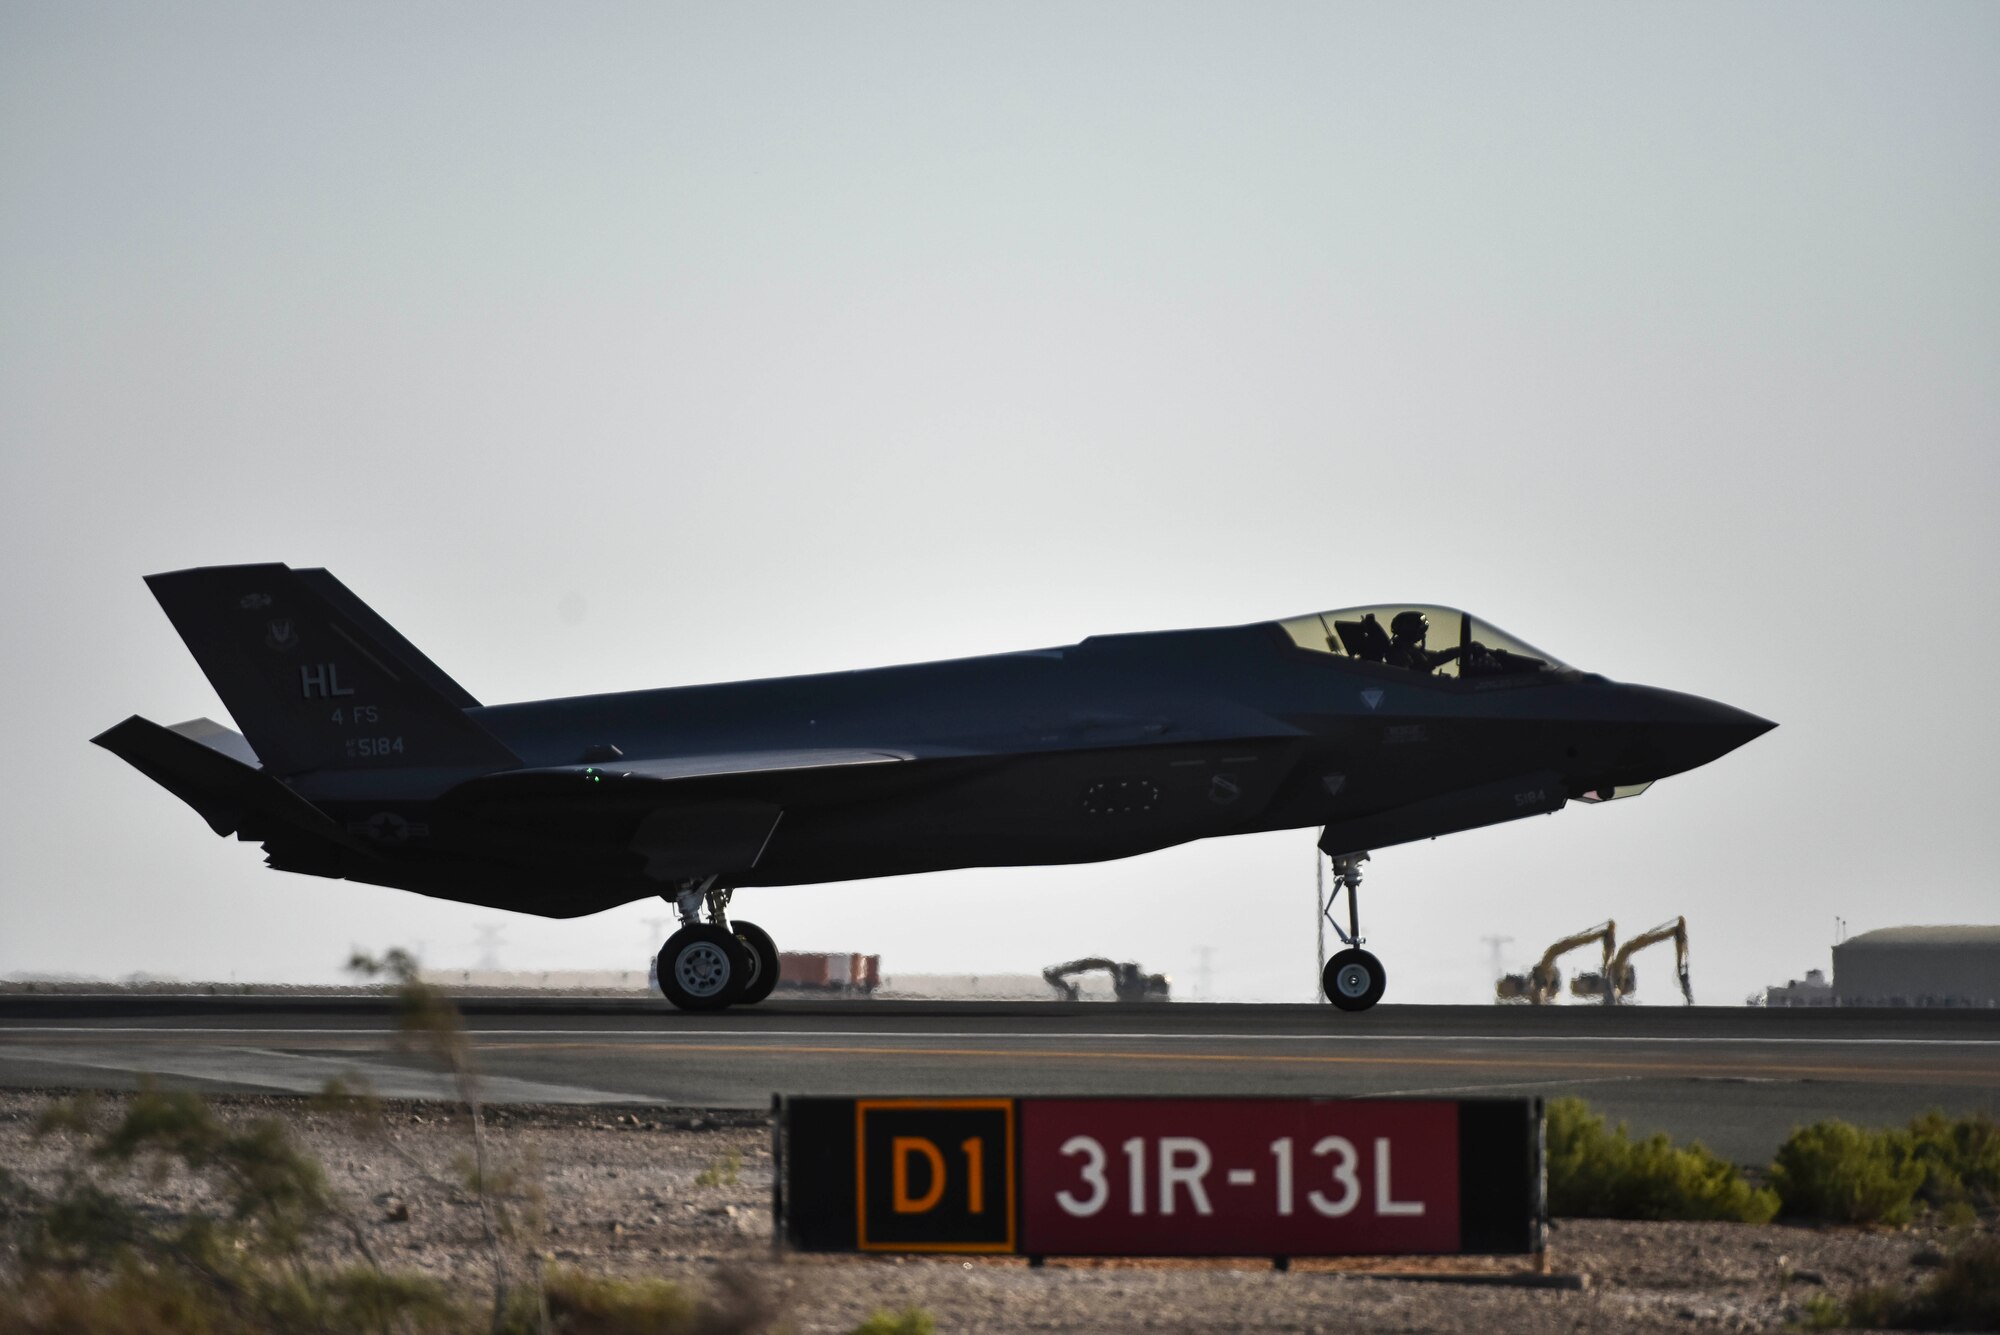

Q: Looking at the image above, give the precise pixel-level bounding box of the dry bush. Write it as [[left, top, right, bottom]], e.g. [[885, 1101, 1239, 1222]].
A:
[[1801, 1235, 2000, 1331], [1545, 1098, 1778, 1222], [1772, 1120, 1927, 1226]]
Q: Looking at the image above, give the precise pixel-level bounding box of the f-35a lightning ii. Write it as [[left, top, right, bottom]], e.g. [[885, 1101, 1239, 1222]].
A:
[[96, 566, 1773, 1012]]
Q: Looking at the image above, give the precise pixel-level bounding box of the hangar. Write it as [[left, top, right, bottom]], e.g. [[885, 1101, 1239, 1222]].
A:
[[1832, 926, 2000, 1007]]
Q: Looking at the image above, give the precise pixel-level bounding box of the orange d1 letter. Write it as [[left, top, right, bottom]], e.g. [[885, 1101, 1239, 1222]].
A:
[[892, 1136, 947, 1213]]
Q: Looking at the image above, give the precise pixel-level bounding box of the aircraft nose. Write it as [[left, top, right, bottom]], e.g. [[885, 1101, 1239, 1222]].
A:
[[1619, 685, 1776, 780]]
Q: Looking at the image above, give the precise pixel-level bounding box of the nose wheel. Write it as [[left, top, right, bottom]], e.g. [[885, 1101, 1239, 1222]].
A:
[[1324, 948, 1387, 1011], [1319, 851, 1386, 1011]]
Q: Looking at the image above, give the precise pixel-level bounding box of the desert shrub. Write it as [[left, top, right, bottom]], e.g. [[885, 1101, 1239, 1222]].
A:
[[1545, 1098, 1777, 1222], [851, 1310, 937, 1335], [523, 1267, 700, 1330], [1799, 1286, 1909, 1330], [696, 1149, 744, 1188], [0, 952, 783, 1335], [1898, 1110, 2000, 1210], [1797, 1290, 1843, 1329], [1797, 1236, 2000, 1330], [1772, 1120, 1925, 1226], [1937, 1200, 1979, 1230], [1904, 1235, 2000, 1330], [0, 1260, 770, 1335], [504, 1265, 769, 1335], [0, 1086, 464, 1335], [0, 1264, 263, 1335]]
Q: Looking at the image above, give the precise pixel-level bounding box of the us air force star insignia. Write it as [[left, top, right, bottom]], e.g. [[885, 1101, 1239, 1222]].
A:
[[238, 593, 272, 611], [1360, 689, 1384, 710]]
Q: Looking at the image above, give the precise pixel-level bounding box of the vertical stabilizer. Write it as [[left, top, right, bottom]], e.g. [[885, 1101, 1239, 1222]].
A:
[[143, 564, 520, 777]]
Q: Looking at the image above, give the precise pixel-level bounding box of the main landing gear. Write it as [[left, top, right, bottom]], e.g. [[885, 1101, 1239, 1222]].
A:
[[654, 880, 781, 1012], [1321, 852, 1387, 1012]]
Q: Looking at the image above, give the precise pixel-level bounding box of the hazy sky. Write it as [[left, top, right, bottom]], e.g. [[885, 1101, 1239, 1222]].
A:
[[3, 2, 1995, 1004]]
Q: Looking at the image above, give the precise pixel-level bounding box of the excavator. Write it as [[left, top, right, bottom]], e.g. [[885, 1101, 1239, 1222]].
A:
[[1570, 916, 1691, 1005], [1496, 921, 1616, 1004], [1043, 958, 1172, 1003]]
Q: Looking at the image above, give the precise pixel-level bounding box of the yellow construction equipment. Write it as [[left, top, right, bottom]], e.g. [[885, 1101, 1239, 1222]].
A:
[[1571, 916, 1691, 1005], [1496, 920, 1616, 1004]]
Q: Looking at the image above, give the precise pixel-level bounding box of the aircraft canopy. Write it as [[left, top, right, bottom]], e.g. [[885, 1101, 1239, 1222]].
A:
[[1277, 605, 1575, 681]]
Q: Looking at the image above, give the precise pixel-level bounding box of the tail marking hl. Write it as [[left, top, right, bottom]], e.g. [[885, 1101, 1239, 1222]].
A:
[[143, 564, 519, 777]]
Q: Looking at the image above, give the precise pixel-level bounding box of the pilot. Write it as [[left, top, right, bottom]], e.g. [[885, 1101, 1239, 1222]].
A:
[[1385, 610, 1463, 674]]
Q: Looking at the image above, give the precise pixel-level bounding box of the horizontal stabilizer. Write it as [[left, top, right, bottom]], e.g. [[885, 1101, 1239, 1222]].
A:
[[164, 716, 260, 767], [92, 714, 351, 844]]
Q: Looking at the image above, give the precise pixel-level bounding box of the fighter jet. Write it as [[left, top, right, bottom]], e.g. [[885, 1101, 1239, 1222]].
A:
[[96, 565, 1773, 1012]]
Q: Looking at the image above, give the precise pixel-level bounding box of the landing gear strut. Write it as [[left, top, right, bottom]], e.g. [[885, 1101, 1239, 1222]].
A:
[[654, 880, 781, 1012], [1321, 852, 1387, 1012]]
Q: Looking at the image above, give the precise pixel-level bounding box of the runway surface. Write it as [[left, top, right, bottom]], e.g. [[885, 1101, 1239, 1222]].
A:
[[2, 996, 1994, 1163]]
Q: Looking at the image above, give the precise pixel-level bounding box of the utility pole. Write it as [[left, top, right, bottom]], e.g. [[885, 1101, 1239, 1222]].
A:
[[1314, 838, 1327, 1002], [1481, 935, 1514, 983], [473, 924, 506, 973]]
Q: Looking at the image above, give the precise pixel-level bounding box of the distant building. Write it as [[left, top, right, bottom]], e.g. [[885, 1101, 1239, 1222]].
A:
[[1763, 967, 1834, 1007], [1832, 926, 2000, 1007]]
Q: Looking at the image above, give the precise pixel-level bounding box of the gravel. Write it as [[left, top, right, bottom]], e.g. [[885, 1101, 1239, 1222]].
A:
[[1, 1090, 1986, 1333]]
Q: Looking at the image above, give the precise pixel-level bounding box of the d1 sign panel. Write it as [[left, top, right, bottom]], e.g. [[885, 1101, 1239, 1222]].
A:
[[1021, 1099, 1459, 1256]]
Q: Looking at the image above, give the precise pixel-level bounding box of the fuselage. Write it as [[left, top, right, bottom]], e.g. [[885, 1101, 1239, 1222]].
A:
[[276, 619, 1771, 915], [101, 569, 1775, 1012]]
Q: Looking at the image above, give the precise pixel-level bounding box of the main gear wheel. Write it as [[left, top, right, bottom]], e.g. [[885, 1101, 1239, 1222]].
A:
[[657, 924, 750, 1012], [731, 919, 781, 1006]]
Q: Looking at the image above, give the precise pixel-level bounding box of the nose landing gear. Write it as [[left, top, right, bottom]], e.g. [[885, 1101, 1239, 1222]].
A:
[[654, 880, 782, 1011], [1321, 852, 1387, 1011]]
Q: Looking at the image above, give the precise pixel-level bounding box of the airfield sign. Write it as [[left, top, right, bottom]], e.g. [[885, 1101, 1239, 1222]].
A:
[[778, 1096, 1543, 1260]]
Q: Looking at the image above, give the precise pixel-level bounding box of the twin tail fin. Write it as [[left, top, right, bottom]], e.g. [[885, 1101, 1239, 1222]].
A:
[[138, 563, 519, 777]]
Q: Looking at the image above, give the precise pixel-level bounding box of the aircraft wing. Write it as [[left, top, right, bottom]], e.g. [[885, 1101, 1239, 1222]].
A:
[[441, 747, 943, 880], [515, 747, 917, 784], [441, 747, 928, 803]]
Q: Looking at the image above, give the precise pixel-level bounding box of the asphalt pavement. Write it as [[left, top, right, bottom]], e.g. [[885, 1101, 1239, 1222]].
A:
[[2, 996, 1993, 1164]]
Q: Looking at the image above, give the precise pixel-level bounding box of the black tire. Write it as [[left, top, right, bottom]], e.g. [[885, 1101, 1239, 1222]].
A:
[[1323, 948, 1387, 1012], [731, 919, 781, 1006], [657, 925, 750, 1012]]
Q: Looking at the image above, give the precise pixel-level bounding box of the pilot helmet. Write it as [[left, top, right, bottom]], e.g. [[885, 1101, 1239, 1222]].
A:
[[1391, 610, 1429, 641]]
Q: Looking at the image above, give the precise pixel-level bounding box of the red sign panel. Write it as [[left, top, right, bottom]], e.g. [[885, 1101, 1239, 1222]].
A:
[[1020, 1099, 1459, 1255]]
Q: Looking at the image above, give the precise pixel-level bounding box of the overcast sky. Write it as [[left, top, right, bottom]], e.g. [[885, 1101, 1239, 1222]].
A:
[[3, 2, 1995, 1004]]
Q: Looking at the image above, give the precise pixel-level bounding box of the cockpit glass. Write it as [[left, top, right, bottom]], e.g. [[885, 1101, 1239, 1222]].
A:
[[1277, 605, 1574, 681]]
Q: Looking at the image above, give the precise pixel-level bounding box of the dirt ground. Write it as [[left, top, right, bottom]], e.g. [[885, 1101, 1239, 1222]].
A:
[[0, 1090, 1986, 1333]]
